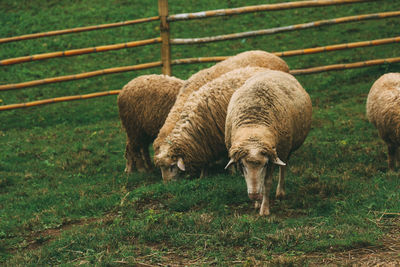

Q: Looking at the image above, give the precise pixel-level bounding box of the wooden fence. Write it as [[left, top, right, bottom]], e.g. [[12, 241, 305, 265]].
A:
[[0, 0, 399, 111]]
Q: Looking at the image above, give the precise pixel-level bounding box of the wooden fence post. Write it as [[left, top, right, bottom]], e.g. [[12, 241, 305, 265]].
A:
[[158, 0, 171, 75]]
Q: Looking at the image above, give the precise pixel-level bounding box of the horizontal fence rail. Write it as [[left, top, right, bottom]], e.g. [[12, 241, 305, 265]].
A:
[[274, 36, 400, 57], [171, 57, 228, 64], [0, 90, 121, 111], [290, 56, 400, 75], [0, 16, 160, 44], [0, 38, 162, 66], [1, 55, 399, 111], [0, 62, 162, 91], [168, 0, 373, 21], [171, 11, 400, 44], [1, 36, 398, 91]]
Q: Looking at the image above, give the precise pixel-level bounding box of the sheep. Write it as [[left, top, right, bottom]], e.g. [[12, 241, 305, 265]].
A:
[[154, 66, 271, 181], [117, 74, 184, 173], [153, 50, 290, 157], [225, 70, 312, 216], [366, 72, 400, 171]]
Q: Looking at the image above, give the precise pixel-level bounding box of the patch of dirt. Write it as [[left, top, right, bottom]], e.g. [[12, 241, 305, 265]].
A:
[[15, 213, 117, 251], [306, 217, 400, 266]]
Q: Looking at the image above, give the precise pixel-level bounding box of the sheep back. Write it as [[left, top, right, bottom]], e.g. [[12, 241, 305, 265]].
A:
[[118, 74, 183, 139], [366, 73, 400, 145], [118, 74, 183, 172], [225, 70, 312, 161]]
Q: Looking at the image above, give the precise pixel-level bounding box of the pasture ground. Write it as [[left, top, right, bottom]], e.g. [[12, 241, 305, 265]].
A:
[[1, 0, 400, 265]]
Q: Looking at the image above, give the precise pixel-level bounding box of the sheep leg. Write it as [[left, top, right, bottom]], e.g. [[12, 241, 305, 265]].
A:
[[130, 145, 146, 173], [276, 165, 286, 199], [396, 146, 400, 168], [124, 140, 134, 174], [387, 143, 396, 171], [200, 167, 208, 178], [259, 165, 274, 216], [141, 146, 153, 171]]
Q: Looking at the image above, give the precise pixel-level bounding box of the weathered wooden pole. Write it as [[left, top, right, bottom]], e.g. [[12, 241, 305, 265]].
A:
[[158, 0, 172, 75]]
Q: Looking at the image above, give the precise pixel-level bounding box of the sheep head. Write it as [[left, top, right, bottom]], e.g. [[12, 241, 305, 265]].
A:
[[226, 140, 285, 200], [154, 143, 185, 182]]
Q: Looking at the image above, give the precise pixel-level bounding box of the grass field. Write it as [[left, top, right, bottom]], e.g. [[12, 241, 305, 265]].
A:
[[1, 0, 400, 265]]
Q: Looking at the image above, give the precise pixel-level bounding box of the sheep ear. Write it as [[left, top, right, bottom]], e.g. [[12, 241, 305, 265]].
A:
[[273, 157, 286, 166], [224, 158, 235, 170], [177, 157, 185, 171]]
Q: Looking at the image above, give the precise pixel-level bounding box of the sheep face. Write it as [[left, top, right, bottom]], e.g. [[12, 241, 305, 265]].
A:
[[240, 148, 269, 200], [154, 144, 185, 182], [160, 164, 179, 182], [226, 145, 285, 201]]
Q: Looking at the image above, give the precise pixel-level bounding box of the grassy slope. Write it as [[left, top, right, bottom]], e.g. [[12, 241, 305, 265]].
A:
[[1, 0, 400, 265]]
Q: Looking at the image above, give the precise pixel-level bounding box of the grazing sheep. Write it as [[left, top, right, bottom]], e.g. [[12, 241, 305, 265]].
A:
[[225, 70, 312, 216], [366, 73, 400, 171], [154, 66, 269, 181], [117, 74, 184, 173], [153, 50, 290, 156]]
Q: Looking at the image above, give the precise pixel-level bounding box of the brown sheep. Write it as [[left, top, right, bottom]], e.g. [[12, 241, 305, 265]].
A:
[[154, 66, 269, 181], [117, 74, 184, 173], [153, 50, 290, 157], [225, 70, 312, 216], [366, 72, 400, 171]]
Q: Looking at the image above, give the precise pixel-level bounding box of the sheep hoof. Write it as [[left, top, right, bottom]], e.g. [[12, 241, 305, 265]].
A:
[[259, 208, 270, 216], [199, 168, 208, 179], [124, 166, 133, 174], [275, 190, 286, 200], [259, 202, 270, 216]]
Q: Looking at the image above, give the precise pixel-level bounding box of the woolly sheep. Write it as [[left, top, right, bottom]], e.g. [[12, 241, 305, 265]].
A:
[[117, 74, 184, 173], [152, 50, 290, 156], [366, 73, 400, 171], [225, 70, 312, 216], [154, 66, 270, 181]]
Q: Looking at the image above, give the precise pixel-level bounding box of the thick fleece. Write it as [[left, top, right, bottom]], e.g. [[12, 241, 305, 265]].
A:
[[154, 66, 269, 181], [225, 70, 312, 215], [366, 72, 400, 170], [153, 50, 290, 155], [117, 74, 183, 173]]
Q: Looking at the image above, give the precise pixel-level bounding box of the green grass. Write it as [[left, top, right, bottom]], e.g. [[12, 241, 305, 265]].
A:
[[1, 0, 400, 265]]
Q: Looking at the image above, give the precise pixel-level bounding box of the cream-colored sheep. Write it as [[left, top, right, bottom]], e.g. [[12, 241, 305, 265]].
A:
[[117, 74, 183, 173], [154, 67, 270, 181], [225, 70, 312, 216], [153, 50, 290, 157], [366, 73, 400, 170]]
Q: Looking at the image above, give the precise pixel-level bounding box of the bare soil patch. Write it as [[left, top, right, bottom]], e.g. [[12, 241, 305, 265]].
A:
[[306, 217, 400, 266]]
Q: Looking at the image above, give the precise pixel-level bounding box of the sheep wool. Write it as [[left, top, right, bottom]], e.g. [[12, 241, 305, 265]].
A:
[[153, 50, 290, 155], [225, 70, 312, 216], [366, 72, 400, 170], [117, 74, 183, 173], [154, 66, 269, 181]]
